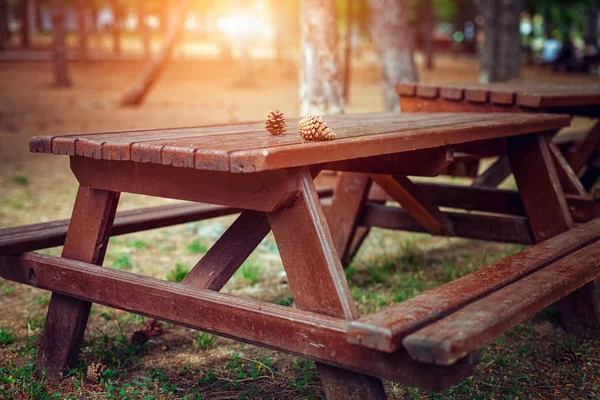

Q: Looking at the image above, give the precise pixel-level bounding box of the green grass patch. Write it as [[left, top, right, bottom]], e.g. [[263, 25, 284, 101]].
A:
[[237, 262, 261, 285], [111, 253, 135, 270], [166, 263, 189, 283], [127, 239, 149, 249], [186, 240, 208, 254], [12, 175, 29, 185], [0, 327, 16, 345], [194, 332, 215, 350]]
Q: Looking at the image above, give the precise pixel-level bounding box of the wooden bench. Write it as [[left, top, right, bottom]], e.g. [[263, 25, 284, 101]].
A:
[[396, 83, 600, 190], [347, 217, 600, 365], [0, 188, 333, 256]]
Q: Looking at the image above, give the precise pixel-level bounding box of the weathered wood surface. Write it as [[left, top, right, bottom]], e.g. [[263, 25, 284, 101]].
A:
[[267, 167, 388, 399], [508, 133, 600, 331], [360, 202, 535, 245], [0, 189, 333, 256], [327, 173, 372, 265], [346, 218, 600, 352], [403, 238, 600, 365], [37, 187, 120, 380], [30, 113, 569, 173], [370, 174, 454, 236], [0, 252, 479, 390], [397, 83, 600, 109]]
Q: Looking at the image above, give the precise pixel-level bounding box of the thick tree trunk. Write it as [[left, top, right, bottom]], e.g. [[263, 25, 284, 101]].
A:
[[0, 0, 8, 50], [343, 0, 355, 102], [138, 0, 151, 58], [75, 0, 88, 60], [479, 0, 523, 83], [418, 0, 435, 70], [51, 0, 72, 87], [299, 0, 344, 116], [585, 0, 599, 42], [110, 0, 121, 55], [370, 0, 418, 112], [120, 0, 190, 106], [19, 0, 30, 48]]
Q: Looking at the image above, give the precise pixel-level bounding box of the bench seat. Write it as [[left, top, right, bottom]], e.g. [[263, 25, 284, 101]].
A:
[[347, 218, 600, 365], [0, 188, 333, 256]]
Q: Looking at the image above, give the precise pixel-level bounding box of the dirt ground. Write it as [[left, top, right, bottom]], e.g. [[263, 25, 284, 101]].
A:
[[1, 54, 600, 399]]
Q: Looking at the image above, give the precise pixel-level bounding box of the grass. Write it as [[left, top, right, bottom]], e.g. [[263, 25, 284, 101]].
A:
[[166, 263, 189, 283], [12, 175, 29, 185], [237, 262, 261, 285], [194, 332, 215, 350], [0, 327, 16, 345], [186, 239, 208, 254], [111, 253, 135, 270]]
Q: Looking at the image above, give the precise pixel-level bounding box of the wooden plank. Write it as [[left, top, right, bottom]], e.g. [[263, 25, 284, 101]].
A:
[[416, 85, 439, 99], [0, 188, 334, 257], [471, 157, 511, 187], [518, 92, 600, 108], [37, 187, 120, 380], [324, 147, 454, 176], [32, 113, 571, 173], [565, 120, 600, 173], [369, 175, 454, 236], [508, 133, 600, 331], [69, 157, 299, 212], [326, 173, 372, 265], [439, 87, 464, 101], [396, 83, 416, 97], [359, 203, 534, 245], [267, 167, 387, 399], [182, 211, 270, 290], [549, 141, 588, 196], [403, 239, 600, 365], [346, 218, 600, 352], [0, 252, 479, 391]]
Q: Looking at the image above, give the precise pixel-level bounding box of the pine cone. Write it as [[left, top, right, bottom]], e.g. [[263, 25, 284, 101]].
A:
[[265, 109, 286, 135], [298, 115, 336, 141], [86, 362, 107, 384]]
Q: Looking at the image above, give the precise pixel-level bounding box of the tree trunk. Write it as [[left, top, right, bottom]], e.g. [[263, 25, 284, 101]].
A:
[[343, 0, 355, 102], [418, 0, 435, 70], [585, 0, 599, 42], [0, 0, 8, 50], [479, 0, 523, 83], [51, 0, 72, 87], [299, 0, 344, 116], [138, 0, 151, 58], [19, 0, 30, 48], [120, 0, 190, 106], [370, 0, 418, 112], [75, 0, 88, 60], [110, 0, 121, 55]]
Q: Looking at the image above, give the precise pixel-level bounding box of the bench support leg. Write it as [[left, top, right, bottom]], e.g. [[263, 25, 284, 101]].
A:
[[508, 133, 600, 332], [37, 187, 120, 380], [471, 156, 511, 188], [268, 168, 386, 400], [326, 173, 372, 265]]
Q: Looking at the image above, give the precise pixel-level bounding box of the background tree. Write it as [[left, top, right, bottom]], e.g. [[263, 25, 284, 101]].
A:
[[75, 0, 88, 59], [418, 0, 435, 70], [51, 0, 72, 87], [0, 0, 8, 50], [121, 0, 190, 106], [584, 0, 599, 41], [479, 0, 524, 83], [370, 0, 418, 112], [19, 0, 30, 48], [299, 0, 344, 116]]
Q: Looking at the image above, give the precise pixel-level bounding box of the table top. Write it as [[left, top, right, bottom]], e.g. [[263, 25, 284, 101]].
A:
[[397, 83, 600, 108], [30, 112, 569, 173]]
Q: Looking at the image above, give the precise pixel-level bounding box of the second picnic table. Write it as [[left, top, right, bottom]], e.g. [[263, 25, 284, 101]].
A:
[[1, 111, 600, 399]]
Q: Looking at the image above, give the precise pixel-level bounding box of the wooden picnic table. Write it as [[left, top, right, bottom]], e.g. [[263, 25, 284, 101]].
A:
[[1, 112, 600, 399], [396, 82, 600, 189]]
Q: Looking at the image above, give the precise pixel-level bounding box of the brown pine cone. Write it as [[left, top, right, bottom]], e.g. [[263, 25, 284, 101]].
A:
[[265, 109, 286, 135], [86, 362, 107, 384], [298, 115, 336, 141]]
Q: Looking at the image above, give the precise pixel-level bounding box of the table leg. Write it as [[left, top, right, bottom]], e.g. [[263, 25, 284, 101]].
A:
[[326, 172, 372, 265], [471, 156, 511, 188], [507, 133, 600, 331], [268, 168, 386, 400], [37, 186, 120, 380]]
